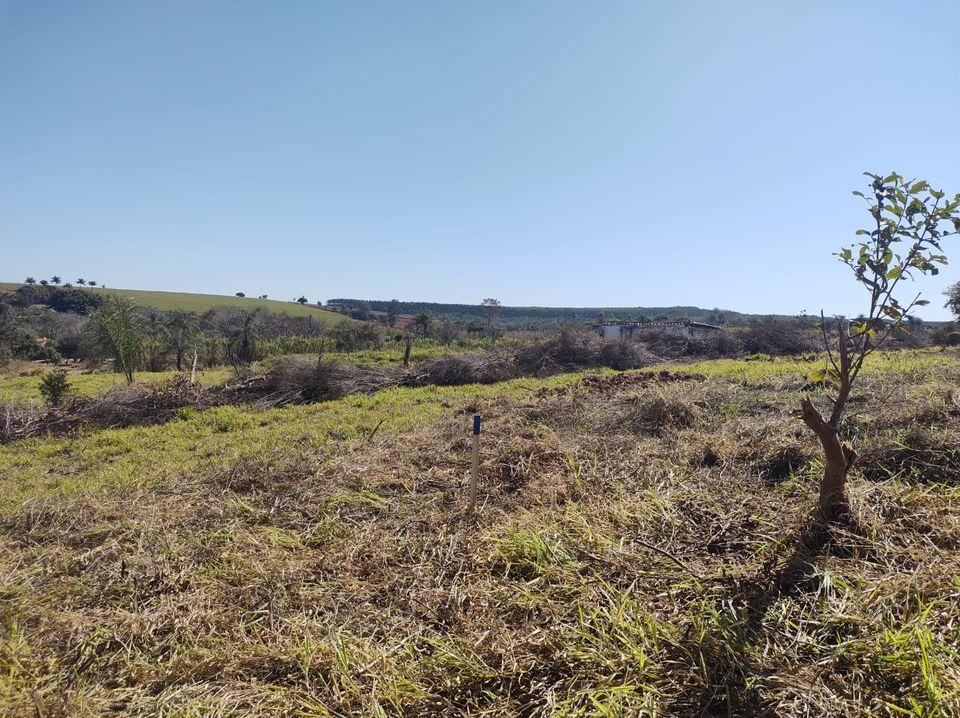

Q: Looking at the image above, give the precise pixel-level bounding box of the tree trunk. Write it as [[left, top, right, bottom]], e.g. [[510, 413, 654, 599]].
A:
[[176, 349, 183, 372], [799, 397, 854, 520]]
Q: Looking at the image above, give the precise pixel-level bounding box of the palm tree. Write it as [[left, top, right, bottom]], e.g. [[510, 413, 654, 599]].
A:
[[165, 311, 200, 371], [24, 277, 36, 284], [76, 278, 86, 286], [51, 276, 61, 285], [88, 280, 97, 286], [91, 295, 143, 384], [39, 279, 49, 286]]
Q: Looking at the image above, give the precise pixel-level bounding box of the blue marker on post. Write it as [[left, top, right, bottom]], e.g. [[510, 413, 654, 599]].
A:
[[473, 415, 481, 436]]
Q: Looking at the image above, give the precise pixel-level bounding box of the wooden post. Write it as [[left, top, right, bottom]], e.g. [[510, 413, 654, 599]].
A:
[[403, 335, 413, 367], [468, 414, 480, 514], [189, 350, 198, 383]]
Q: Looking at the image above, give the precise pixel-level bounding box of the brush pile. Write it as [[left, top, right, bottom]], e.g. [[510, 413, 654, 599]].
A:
[[1, 375, 210, 442]]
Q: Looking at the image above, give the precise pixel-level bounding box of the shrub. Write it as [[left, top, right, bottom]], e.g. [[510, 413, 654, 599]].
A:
[[38, 369, 70, 406], [329, 322, 383, 351]]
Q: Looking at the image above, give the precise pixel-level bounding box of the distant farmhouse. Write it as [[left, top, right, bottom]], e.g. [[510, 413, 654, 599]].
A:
[[594, 320, 721, 341]]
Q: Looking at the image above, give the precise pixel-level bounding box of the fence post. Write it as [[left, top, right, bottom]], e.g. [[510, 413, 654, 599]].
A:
[[468, 414, 480, 514]]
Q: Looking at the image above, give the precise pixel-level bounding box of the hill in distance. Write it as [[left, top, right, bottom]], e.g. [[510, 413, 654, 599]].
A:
[[0, 283, 352, 326], [328, 298, 792, 328]]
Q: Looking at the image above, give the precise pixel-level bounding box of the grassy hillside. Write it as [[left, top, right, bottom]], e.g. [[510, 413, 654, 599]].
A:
[[0, 282, 353, 324], [2, 350, 959, 715]]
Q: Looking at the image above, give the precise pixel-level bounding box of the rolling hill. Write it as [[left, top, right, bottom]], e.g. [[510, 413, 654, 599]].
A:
[[0, 283, 353, 325]]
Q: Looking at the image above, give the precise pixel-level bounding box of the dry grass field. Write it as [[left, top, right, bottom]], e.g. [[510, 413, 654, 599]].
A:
[[2, 350, 959, 716]]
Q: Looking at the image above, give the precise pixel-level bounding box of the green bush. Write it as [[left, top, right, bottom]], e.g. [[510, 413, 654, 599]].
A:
[[38, 370, 70, 406]]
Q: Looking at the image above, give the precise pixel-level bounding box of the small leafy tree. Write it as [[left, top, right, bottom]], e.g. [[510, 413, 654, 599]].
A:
[[297, 296, 308, 305], [24, 277, 36, 285], [76, 278, 86, 285], [39, 369, 70, 407], [804, 172, 960, 519], [39, 279, 49, 286], [88, 280, 97, 286], [91, 295, 144, 384], [236, 292, 245, 298]]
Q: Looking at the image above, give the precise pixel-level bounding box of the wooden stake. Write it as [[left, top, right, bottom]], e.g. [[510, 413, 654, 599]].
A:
[[190, 350, 198, 383], [468, 414, 480, 514]]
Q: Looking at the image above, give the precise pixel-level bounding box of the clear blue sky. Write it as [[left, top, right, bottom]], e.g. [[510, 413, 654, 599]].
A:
[[3, 1, 959, 318]]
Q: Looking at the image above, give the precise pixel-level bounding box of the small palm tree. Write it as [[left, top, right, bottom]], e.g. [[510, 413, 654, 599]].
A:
[[411, 311, 433, 336], [39, 279, 49, 286], [76, 278, 86, 285], [51, 276, 61, 285], [165, 311, 200, 371], [91, 295, 143, 384], [24, 277, 36, 284], [88, 280, 97, 286]]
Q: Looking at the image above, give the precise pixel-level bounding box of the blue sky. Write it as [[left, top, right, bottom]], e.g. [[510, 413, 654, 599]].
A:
[[2, 1, 959, 318]]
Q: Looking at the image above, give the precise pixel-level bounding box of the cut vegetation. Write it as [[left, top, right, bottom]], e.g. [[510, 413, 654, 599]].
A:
[[2, 350, 960, 716]]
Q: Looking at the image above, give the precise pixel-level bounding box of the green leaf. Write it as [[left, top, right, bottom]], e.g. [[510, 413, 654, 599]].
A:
[[885, 267, 901, 279], [909, 181, 928, 193]]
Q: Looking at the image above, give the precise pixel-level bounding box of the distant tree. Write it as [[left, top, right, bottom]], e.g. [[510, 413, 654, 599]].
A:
[[24, 277, 36, 285], [165, 311, 200, 371], [236, 292, 245, 298], [48, 286, 105, 314], [481, 298, 501, 328], [706, 308, 727, 325], [87, 280, 97, 286], [63, 282, 73, 288], [297, 296, 308, 305], [348, 301, 373, 321], [76, 278, 86, 286], [50, 276, 61, 286], [945, 281, 960, 320], [386, 299, 400, 327], [411, 311, 433, 336], [259, 294, 268, 299], [226, 310, 259, 368], [803, 172, 959, 520], [91, 295, 144, 384], [39, 279, 49, 286]]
